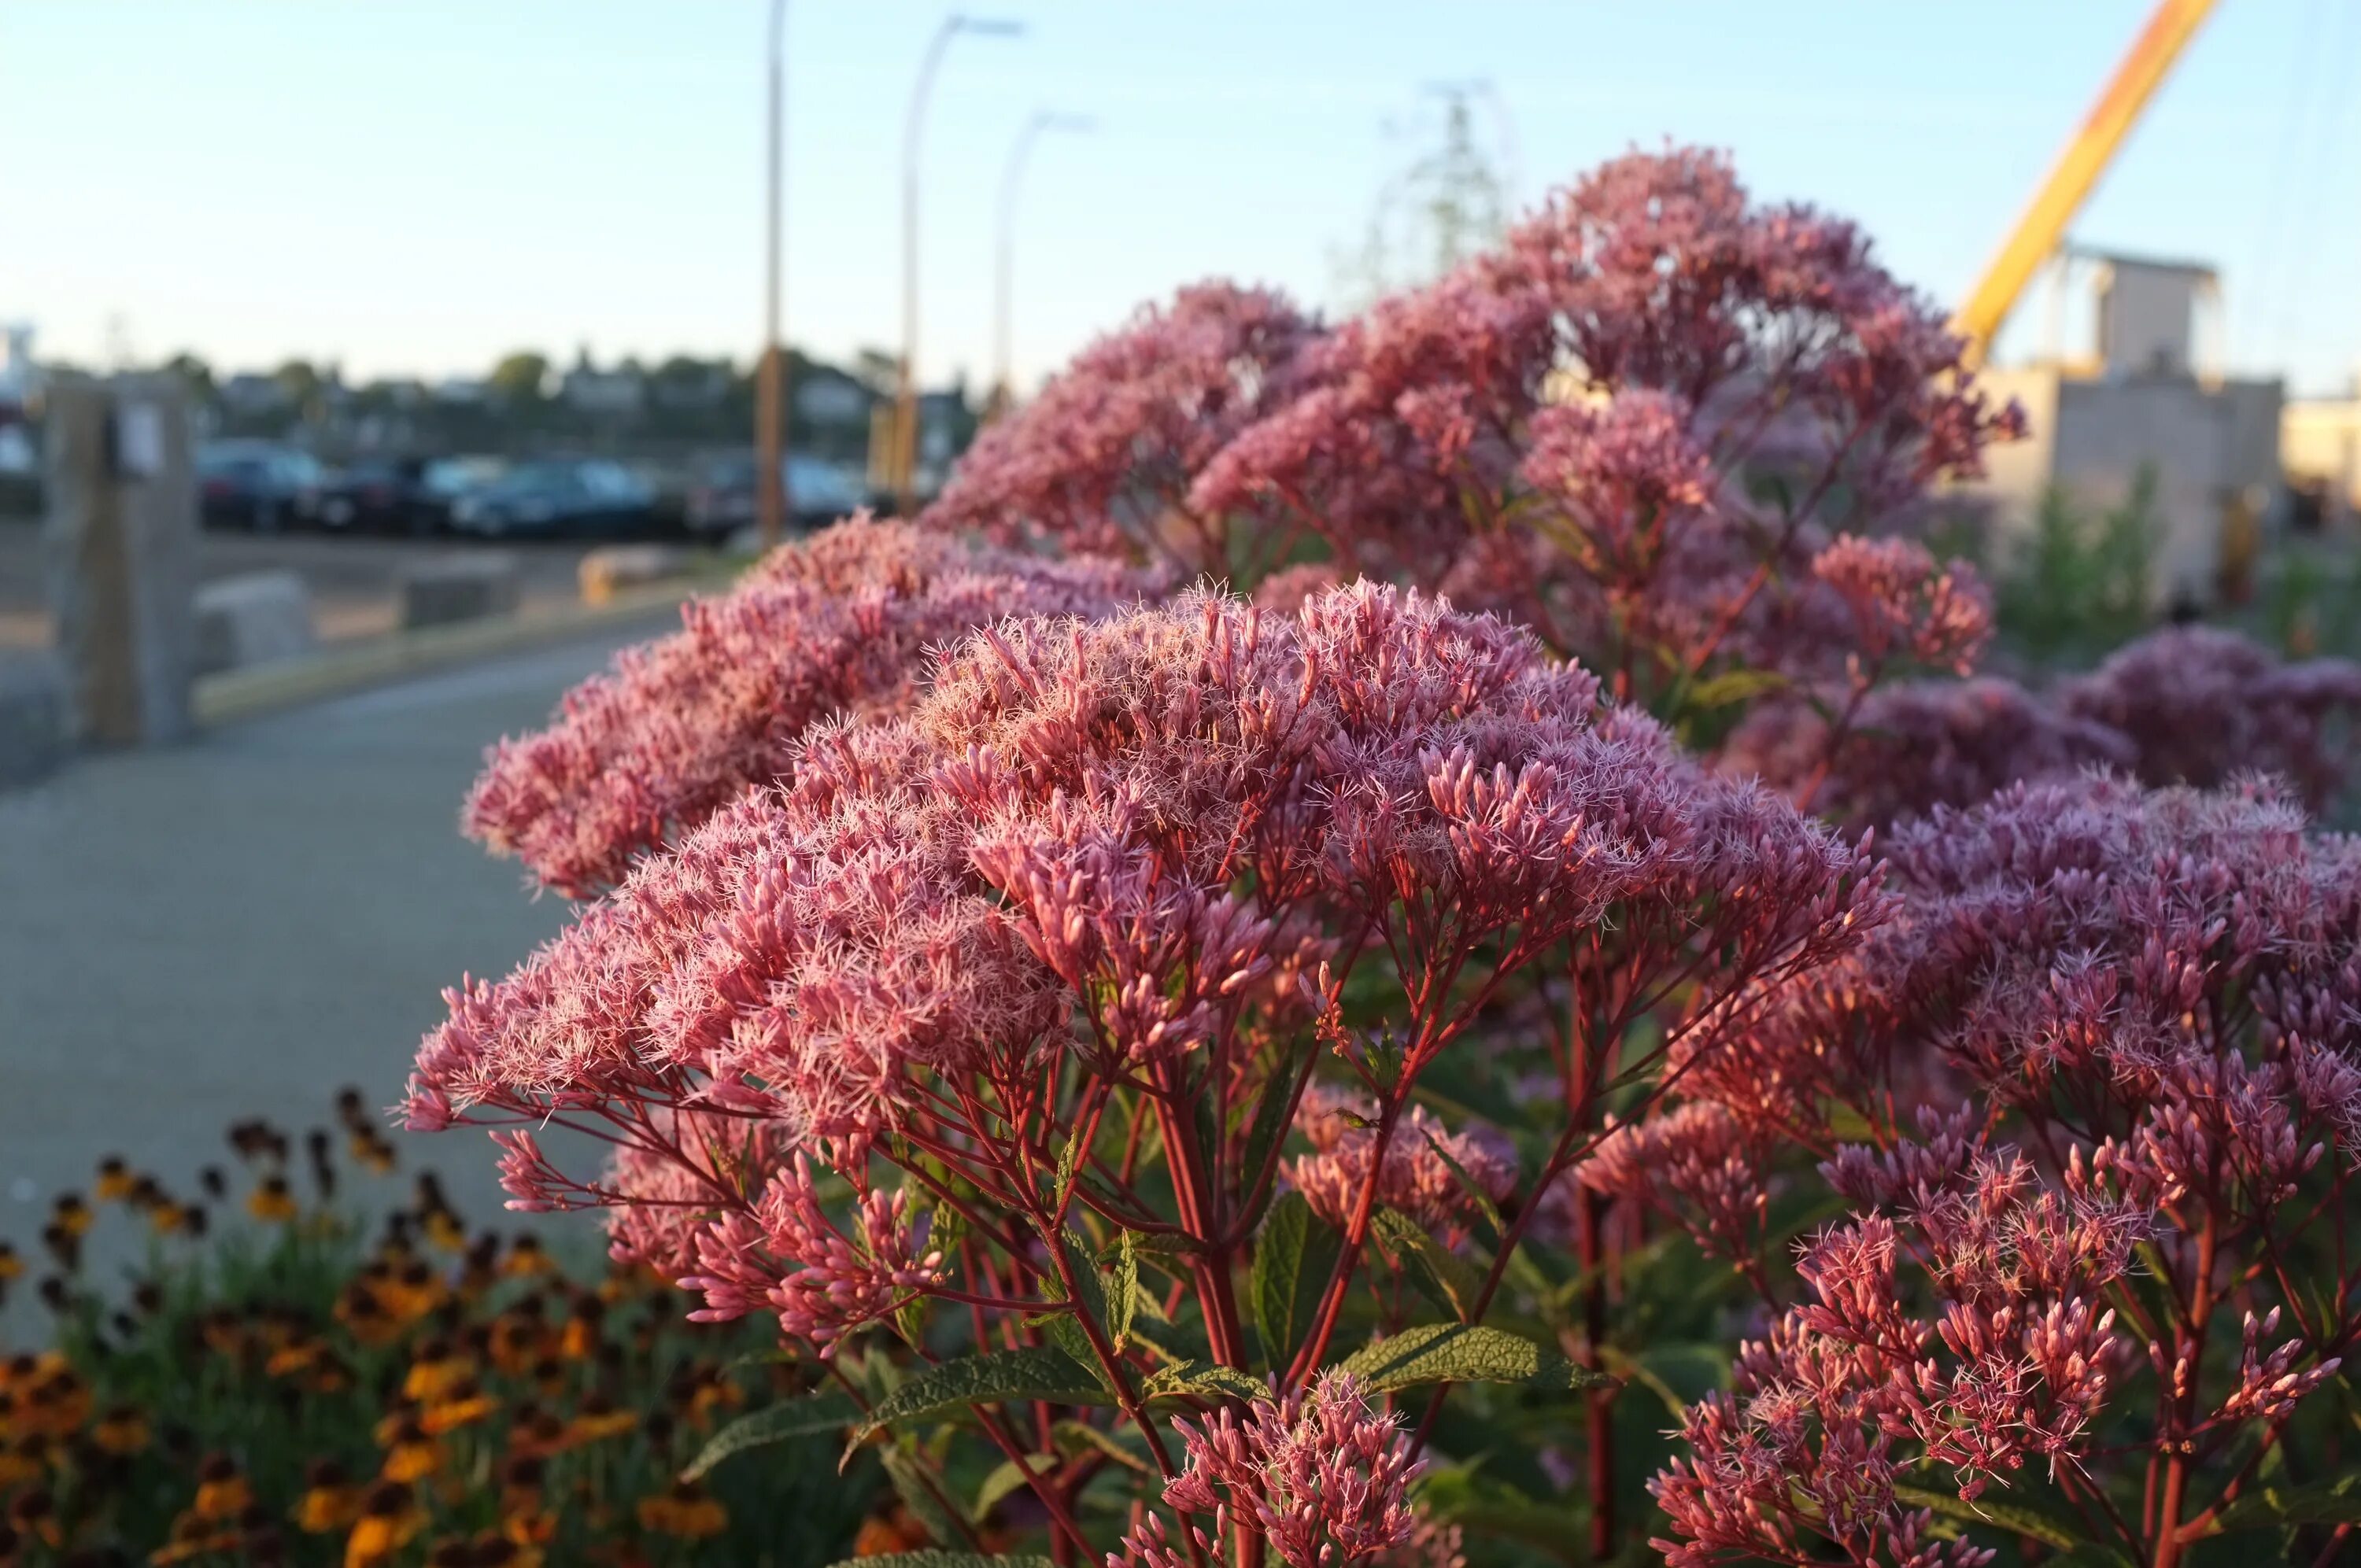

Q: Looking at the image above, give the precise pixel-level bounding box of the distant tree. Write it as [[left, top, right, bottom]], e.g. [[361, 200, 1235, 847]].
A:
[[274, 360, 322, 405], [489, 352, 551, 405], [162, 352, 214, 401]]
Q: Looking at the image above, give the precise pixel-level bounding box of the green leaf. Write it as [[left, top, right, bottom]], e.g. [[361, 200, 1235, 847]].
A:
[[1336, 1324, 1616, 1395], [681, 1390, 859, 1481], [1240, 1037, 1317, 1227], [2204, 1474, 2361, 1534], [973, 1455, 1055, 1518], [1043, 1313, 1102, 1374], [1050, 1419, 1155, 1473], [1684, 666, 1790, 713], [1890, 1484, 2112, 1556], [878, 1449, 967, 1548], [1057, 1226, 1113, 1346], [1252, 1192, 1343, 1374], [828, 1556, 1055, 1568], [1373, 1206, 1485, 1319], [1106, 1229, 1138, 1350], [856, 1347, 1116, 1438], [1601, 1343, 1727, 1423], [1143, 1360, 1269, 1402], [1413, 1127, 1507, 1247]]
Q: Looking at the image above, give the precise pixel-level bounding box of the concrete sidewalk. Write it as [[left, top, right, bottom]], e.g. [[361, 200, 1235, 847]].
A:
[[0, 614, 674, 1258]]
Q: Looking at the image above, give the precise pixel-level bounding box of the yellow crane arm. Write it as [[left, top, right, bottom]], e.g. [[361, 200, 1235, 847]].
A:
[[1953, 0, 2220, 359]]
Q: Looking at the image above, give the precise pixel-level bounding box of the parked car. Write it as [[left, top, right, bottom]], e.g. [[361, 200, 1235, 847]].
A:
[[682, 453, 866, 538], [198, 442, 326, 532], [415, 456, 508, 533], [447, 459, 653, 538], [318, 456, 434, 533]]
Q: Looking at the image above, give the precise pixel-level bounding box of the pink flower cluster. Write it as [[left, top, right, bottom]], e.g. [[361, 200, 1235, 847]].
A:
[[461, 516, 1144, 894], [926, 282, 1321, 574], [1288, 1083, 1517, 1242], [1656, 1138, 2142, 1568], [1113, 1371, 1420, 1568]]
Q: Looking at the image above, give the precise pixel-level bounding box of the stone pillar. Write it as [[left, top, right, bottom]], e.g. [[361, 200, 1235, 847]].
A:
[[41, 375, 198, 745]]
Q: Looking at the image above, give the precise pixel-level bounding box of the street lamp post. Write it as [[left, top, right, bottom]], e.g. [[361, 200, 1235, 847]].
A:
[[896, 12, 1023, 514], [756, 0, 789, 550], [992, 110, 1092, 418]]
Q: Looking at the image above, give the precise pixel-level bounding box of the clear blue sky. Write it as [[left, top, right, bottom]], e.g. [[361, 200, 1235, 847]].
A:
[[6, 2, 2361, 394]]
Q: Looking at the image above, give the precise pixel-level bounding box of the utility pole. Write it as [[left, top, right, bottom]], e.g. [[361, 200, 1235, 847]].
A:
[[897, 13, 1024, 513], [756, 0, 789, 550], [992, 110, 1092, 417]]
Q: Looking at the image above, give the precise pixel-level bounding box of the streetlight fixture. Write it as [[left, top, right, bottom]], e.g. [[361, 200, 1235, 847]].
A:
[[756, 0, 789, 550], [992, 109, 1093, 418], [896, 12, 1025, 514]]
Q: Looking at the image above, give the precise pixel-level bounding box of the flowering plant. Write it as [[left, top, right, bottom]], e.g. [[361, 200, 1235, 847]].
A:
[[417, 144, 2361, 1568]]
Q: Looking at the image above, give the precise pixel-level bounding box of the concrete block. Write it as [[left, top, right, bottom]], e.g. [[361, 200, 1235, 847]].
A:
[[41, 376, 198, 744], [193, 571, 317, 676], [399, 552, 520, 629], [0, 651, 71, 790], [578, 544, 691, 605]]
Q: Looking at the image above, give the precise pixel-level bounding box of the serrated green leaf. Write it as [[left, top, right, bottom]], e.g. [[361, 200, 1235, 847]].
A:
[[2204, 1474, 2361, 1534], [828, 1556, 1055, 1568], [1601, 1342, 1727, 1423], [878, 1449, 966, 1547], [1129, 1308, 1212, 1368], [1058, 1225, 1112, 1343], [1373, 1206, 1486, 1319], [681, 1390, 859, 1481], [1052, 1129, 1086, 1202], [1890, 1484, 2109, 1555], [1414, 1129, 1507, 1248], [856, 1347, 1116, 1438], [1106, 1230, 1138, 1350], [1143, 1360, 1269, 1402], [1336, 1323, 1616, 1394], [1252, 1192, 1342, 1374], [1044, 1314, 1103, 1377]]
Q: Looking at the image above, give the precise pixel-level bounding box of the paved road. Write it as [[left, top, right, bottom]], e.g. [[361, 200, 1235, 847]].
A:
[[0, 618, 673, 1275]]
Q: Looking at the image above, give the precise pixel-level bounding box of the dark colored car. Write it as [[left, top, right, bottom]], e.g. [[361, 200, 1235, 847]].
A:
[[197, 442, 326, 532], [318, 456, 434, 533], [447, 459, 653, 538], [682, 453, 866, 539]]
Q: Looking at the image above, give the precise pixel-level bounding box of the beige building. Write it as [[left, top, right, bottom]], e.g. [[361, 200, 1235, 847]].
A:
[[2281, 396, 2361, 533], [1953, 250, 2282, 607]]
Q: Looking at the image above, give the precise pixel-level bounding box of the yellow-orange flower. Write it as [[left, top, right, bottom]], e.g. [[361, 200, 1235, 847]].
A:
[[401, 1337, 476, 1404], [49, 1194, 91, 1238], [501, 1236, 552, 1278], [294, 1459, 365, 1533], [563, 1391, 635, 1446], [94, 1157, 134, 1201], [246, 1175, 299, 1223], [420, 1382, 498, 1437], [192, 1454, 252, 1521], [344, 1481, 425, 1568], [637, 1480, 727, 1540], [91, 1404, 150, 1455], [379, 1416, 443, 1484]]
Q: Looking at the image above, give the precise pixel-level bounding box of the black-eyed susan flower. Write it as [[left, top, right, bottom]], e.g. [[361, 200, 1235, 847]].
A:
[[343, 1481, 424, 1568], [0, 1244, 19, 1283], [246, 1175, 298, 1223], [420, 1378, 497, 1437], [564, 1390, 634, 1446], [0, 1437, 42, 1490], [91, 1403, 150, 1456], [559, 1295, 604, 1361], [9, 1485, 59, 1549], [94, 1157, 134, 1201], [471, 1529, 543, 1568], [501, 1234, 552, 1278], [401, 1337, 476, 1404], [294, 1459, 364, 1533], [50, 1194, 91, 1238], [378, 1415, 443, 1484], [193, 1453, 252, 1522], [637, 1479, 727, 1540]]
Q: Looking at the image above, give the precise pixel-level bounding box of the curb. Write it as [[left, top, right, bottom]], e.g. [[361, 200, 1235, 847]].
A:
[[194, 582, 695, 728]]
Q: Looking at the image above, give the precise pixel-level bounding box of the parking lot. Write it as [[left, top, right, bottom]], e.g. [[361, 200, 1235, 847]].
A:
[[0, 518, 649, 650]]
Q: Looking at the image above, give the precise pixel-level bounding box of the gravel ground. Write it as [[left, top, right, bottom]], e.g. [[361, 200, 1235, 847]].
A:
[[0, 518, 635, 649]]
